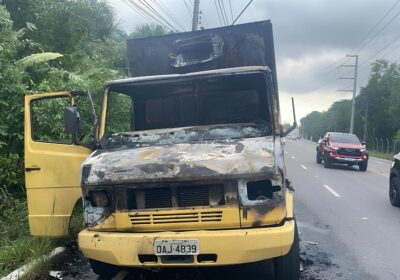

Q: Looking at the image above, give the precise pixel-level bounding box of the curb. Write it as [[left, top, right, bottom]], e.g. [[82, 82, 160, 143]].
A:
[[1, 247, 66, 280]]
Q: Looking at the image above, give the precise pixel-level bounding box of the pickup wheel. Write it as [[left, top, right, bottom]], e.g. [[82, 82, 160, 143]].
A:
[[323, 154, 331, 168], [359, 161, 368, 172], [273, 220, 300, 280], [90, 259, 120, 278], [316, 151, 322, 164], [390, 176, 400, 207]]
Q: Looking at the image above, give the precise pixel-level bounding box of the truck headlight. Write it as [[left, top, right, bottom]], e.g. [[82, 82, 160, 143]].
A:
[[238, 179, 282, 207], [83, 188, 112, 226], [89, 190, 110, 208]]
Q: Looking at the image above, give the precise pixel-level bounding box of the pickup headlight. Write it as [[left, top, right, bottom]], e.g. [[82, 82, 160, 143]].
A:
[[360, 149, 366, 153]]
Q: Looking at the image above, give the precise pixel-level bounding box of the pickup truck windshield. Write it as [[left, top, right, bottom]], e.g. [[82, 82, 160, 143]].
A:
[[104, 72, 273, 147], [330, 134, 360, 144]]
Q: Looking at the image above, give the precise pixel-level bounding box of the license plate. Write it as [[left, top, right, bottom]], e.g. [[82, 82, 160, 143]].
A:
[[345, 158, 354, 161], [154, 239, 199, 256]]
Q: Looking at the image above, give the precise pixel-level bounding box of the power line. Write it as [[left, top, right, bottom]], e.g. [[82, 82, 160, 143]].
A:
[[359, 33, 400, 68], [220, 0, 229, 26], [350, 0, 400, 54], [353, 7, 400, 55], [151, 0, 186, 31], [214, 0, 223, 26], [136, 0, 181, 31], [122, 0, 166, 27], [183, 0, 193, 18], [228, 0, 234, 23], [232, 0, 253, 25], [217, 0, 227, 25]]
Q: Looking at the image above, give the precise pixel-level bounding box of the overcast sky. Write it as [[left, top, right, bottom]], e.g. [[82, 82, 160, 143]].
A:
[[108, 0, 400, 123]]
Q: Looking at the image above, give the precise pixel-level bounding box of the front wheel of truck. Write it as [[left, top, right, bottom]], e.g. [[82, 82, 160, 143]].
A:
[[90, 259, 120, 278], [273, 222, 300, 280]]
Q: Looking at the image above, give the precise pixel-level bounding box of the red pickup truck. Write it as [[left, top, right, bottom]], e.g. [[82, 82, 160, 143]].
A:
[[316, 132, 368, 171]]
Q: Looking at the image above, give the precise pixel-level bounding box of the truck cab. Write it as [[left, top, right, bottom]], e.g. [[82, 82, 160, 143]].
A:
[[24, 21, 299, 279]]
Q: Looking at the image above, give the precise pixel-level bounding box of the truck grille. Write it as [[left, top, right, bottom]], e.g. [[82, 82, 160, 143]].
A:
[[337, 148, 361, 157], [126, 184, 224, 210], [129, 211, 223, 225], [178, 185, 210, 207], [145, 188, 172, 208]]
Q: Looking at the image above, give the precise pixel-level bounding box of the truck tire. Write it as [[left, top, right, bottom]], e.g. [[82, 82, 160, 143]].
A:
[[273, 221, 300, 280], [90, 259, 120, 278], [323, 154, 331, 168], [316, 151, 322, 164], [390, 176, 400, 207], [359, 161, 368, 171]]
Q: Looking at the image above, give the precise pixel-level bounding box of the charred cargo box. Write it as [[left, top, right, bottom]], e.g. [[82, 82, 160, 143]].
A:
[[127, 20, 278, 90]]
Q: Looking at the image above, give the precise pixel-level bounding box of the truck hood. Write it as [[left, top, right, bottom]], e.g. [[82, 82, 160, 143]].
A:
[[81, 136, 276, 186], [330, 142, 365, 149]]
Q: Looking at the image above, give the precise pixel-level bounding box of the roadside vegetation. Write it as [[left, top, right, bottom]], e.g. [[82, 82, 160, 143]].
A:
[[301, 60, 400, 157], [0, 1, 167, 277]]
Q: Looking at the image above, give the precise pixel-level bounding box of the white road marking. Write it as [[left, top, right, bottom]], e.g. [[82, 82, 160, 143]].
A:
[[301, 164, 308, 170], [323, 184, 341, 198], [361, 217, 368, 220], [315, 175, 319, 178], [291, 156, 295, 159]]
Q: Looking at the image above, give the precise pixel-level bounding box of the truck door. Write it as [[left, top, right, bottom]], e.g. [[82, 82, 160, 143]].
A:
[[25, 91, 95, 236]]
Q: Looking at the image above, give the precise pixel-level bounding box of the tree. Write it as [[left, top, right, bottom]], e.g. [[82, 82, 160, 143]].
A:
[[129, 23, 170, 39]]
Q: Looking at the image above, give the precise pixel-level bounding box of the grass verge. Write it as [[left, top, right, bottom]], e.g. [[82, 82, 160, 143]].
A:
[[369, 150, 395, 161], [0, 189, 64, 279]]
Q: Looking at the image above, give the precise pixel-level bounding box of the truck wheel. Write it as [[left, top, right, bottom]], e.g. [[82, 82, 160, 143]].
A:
[[359, 161, 368, 171], [273, 221, 300, 280], [323, 154, 331, 168], [90, 259, 120, 278], [316, 151, 322, 164], [390, 176, 400, 207]]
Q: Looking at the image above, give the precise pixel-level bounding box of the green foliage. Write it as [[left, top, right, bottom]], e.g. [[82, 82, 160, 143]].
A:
[[17, 52, 63, 69], [129, 23, 170, 39], [0, 1, 132, 276]]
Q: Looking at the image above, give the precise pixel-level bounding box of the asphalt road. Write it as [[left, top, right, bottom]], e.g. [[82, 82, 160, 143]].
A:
[[287, 139, 400, 280], [48, 139, 400, 280]]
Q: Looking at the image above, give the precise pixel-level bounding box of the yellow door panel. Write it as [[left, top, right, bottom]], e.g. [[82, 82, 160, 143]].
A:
[[25, 92, 92, 236]]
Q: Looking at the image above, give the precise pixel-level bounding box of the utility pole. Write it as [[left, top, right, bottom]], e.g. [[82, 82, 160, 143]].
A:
[[363, 99, 368, 142], [192, 0, 200, 31], [338, 54, 358, 134]]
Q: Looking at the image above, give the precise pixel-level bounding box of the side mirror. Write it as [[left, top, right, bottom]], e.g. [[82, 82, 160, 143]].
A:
[[361, 141, 366, 145], [281, 97, 297, 137], [64, 106, 80, 134], [323, 139, 327, 143]]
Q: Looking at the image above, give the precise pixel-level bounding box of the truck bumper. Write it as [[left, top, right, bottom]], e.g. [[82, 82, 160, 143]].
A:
[[78, 220, 295, 267], [331, 156, 364, 163]]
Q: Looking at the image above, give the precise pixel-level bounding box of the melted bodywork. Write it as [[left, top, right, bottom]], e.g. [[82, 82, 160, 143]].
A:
[[82, 135, 277, 186]]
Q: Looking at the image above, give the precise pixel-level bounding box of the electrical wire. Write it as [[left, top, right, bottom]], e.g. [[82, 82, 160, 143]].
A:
[[228, 0, 234, 23], [183, 0, 193, 18], [353, 8, 400, 55], [220, 0, 229, 26], [214, 0, 224, 26], [232, 0, 253, 25], [350, 0, 400, 54], [136, 0, 180, 31], [150, 0, 186, 31], [122, 0, 166, 27], [217, 0, 227, 25]]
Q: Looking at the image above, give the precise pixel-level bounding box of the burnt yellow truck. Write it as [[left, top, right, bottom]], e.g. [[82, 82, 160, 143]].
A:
[[24, 20, 299, 279]]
